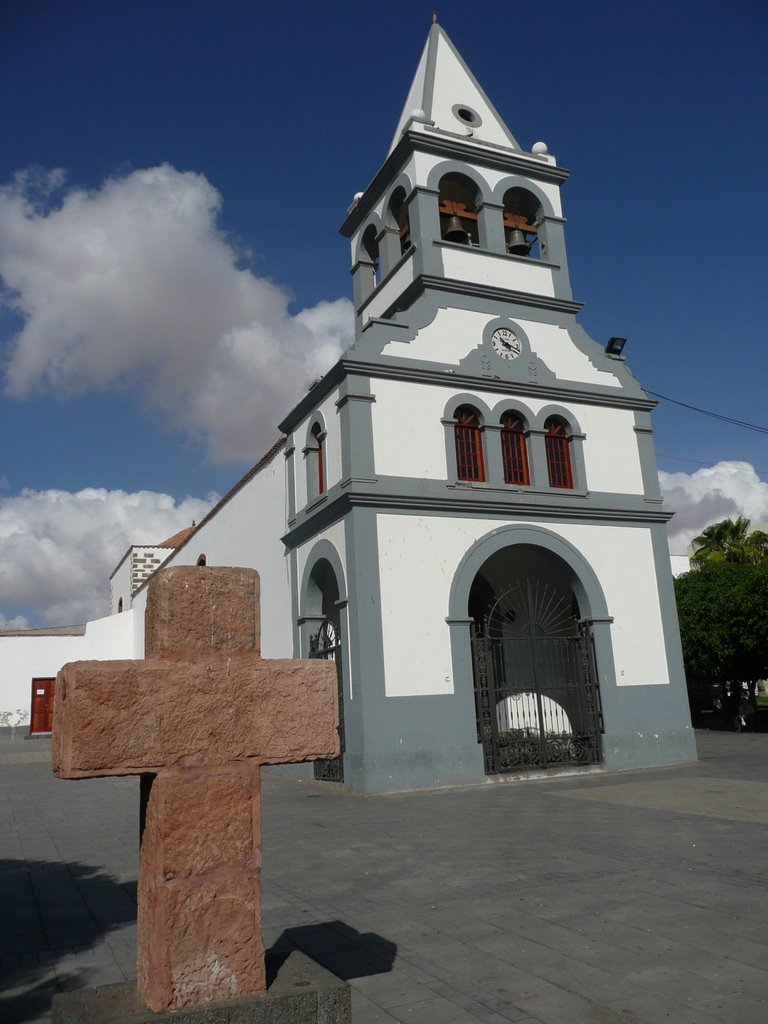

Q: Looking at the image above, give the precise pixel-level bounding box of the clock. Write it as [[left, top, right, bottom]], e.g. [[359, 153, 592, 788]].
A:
[[491, 327, 522, 361]]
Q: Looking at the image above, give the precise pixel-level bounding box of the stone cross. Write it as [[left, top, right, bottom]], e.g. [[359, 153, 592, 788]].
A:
[[52, 567, 338, 1013]]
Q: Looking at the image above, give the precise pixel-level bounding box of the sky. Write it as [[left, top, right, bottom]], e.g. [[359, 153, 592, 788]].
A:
[[1, 0, 767, 627]]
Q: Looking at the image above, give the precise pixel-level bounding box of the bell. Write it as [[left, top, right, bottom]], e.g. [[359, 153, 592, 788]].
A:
[[507, 228, 531, 255], [444, 215, 469, 244]]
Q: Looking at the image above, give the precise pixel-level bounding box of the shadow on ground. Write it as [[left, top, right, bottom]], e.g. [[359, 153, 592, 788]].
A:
[[267, 921, 397, 985], [0, 858, 137, 1024]]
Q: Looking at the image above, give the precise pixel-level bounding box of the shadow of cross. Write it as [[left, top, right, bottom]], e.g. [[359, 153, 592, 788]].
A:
[[52, 566, 339, 1014]]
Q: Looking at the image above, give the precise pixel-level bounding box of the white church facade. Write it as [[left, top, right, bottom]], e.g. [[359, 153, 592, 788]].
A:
[[1, 24, 696, 789]]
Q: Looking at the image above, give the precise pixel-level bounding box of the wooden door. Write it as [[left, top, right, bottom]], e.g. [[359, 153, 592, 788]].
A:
[[30, 678, 56, 734]]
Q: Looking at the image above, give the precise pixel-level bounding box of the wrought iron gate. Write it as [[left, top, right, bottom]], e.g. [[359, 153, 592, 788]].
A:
[[309, 620, 345, 782], [471, 581, 602, 774]]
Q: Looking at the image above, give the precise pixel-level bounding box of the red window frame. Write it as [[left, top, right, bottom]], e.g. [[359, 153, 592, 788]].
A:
[[501, 414, 530, 485], [545, 418, 574, 489], [454, 407, 485, 482]]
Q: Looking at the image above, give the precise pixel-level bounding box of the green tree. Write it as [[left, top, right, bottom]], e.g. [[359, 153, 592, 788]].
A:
[[674, 562, 768, 717], [690, 516, 768, 567]]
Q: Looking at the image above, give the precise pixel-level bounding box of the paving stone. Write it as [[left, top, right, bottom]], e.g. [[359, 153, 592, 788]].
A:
[[3, 731, 768, 1023]]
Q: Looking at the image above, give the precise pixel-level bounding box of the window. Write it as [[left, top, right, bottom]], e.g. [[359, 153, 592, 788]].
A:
[[196, 554, 207, 566], [545, 417, 574, 489], [454, 406, 485, 481], [501, 413, 530, 485], [308, 422, 325, 498]]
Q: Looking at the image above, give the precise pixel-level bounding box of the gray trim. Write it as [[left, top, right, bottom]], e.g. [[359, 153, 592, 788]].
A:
[[284, 439, 297, 522], [340, 131, 569, 238], [351, 257, 377, 319], [336, 376, 377, 484], [535, 403, 588, 496], [289, 547, 300, 658], [360, 317, 411, 332], [634, 410, 663, 501], [452, 102, 482, 128], [536, 216, 573, 300], [428, 159, 489, 204], [282, 478, 673, 551], [475, 200, 505, 253], [391, 273, 582, 319], [342, 358, 654, 411]]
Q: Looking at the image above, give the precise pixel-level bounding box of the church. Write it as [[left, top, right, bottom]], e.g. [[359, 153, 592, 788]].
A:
[[1, 23, 696, 789]]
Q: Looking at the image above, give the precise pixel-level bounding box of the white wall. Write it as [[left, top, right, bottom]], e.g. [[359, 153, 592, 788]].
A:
[[0, 611, 135, 727], [146, 454, 292, 659], [110, 551, 132, 613], [370, 378, 644, 494], [375, 513, 670, 698]]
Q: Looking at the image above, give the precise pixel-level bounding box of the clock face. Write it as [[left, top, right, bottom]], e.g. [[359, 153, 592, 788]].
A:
[[491, 327, 522, 361]]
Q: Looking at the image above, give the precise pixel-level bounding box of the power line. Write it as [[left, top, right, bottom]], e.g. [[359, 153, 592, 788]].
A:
[[646, 390, 768, 436], [656, 452, 768, 476]]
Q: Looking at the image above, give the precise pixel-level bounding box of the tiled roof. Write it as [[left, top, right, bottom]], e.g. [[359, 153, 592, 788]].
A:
[[157, 525, 198, 549]]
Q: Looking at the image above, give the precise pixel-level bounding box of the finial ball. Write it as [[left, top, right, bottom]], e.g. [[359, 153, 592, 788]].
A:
[[532, 141, 549, 155]]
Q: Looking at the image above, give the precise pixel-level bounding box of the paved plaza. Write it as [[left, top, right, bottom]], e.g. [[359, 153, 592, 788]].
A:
[[1, 728, 767, 1023]]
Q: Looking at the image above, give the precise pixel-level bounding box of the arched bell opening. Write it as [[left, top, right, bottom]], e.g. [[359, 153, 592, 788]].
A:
[[388, 187, 411, 256], [502, 187, 542, 258], [438, 173, 480, 247], [468, 544, 602, 774], [361, 223, 381, 287]]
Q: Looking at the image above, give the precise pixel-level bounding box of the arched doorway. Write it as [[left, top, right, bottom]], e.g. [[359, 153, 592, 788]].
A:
[[468, 544, 602, 774], [304, 557, 345, 783]]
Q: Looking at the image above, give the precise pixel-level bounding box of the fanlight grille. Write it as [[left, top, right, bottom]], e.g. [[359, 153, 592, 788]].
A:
[[485, 580, 578, 640]]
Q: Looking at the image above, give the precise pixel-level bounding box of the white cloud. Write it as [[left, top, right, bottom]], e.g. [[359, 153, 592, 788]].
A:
[[0, 487, 216, 626], [0, 612, 29, 630], [0, 165, 354, 461], [659, 461, 768, 554]]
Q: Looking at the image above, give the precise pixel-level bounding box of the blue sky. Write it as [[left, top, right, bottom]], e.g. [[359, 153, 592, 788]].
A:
[[1, 0, 767, 625]]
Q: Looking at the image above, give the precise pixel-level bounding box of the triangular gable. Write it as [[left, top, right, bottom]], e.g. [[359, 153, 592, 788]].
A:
[[388, 24, 521, 155]]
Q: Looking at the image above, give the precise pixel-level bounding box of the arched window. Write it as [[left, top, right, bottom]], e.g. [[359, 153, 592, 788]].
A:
[[438, 174, 479, 246], [196, 553, 207, 566], [501, 413, 530, 485], [117, 598, 123, 613], [502, 187, 541, 258], [454, 406, 485, 482], [545, 417, 574, 489], [313, 423, 325, 496]]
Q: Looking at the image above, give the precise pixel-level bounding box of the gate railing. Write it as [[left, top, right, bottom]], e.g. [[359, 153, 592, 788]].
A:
[[308, 623, 345, 783], [471, 628, 602, 774]]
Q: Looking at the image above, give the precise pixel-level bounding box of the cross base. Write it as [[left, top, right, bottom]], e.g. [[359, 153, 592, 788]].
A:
[[51, 950, 351, 1024]]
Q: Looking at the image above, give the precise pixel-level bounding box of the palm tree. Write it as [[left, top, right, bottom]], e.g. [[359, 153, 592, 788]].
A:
[[691, 516, 768, 566]]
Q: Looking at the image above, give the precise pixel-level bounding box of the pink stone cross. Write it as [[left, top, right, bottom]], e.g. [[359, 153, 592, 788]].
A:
[[52, 567, 339, 1012]]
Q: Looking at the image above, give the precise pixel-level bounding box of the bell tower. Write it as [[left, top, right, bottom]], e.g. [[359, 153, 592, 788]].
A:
[[341, 21, 574, 342], [279, 22, 696, 794]]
